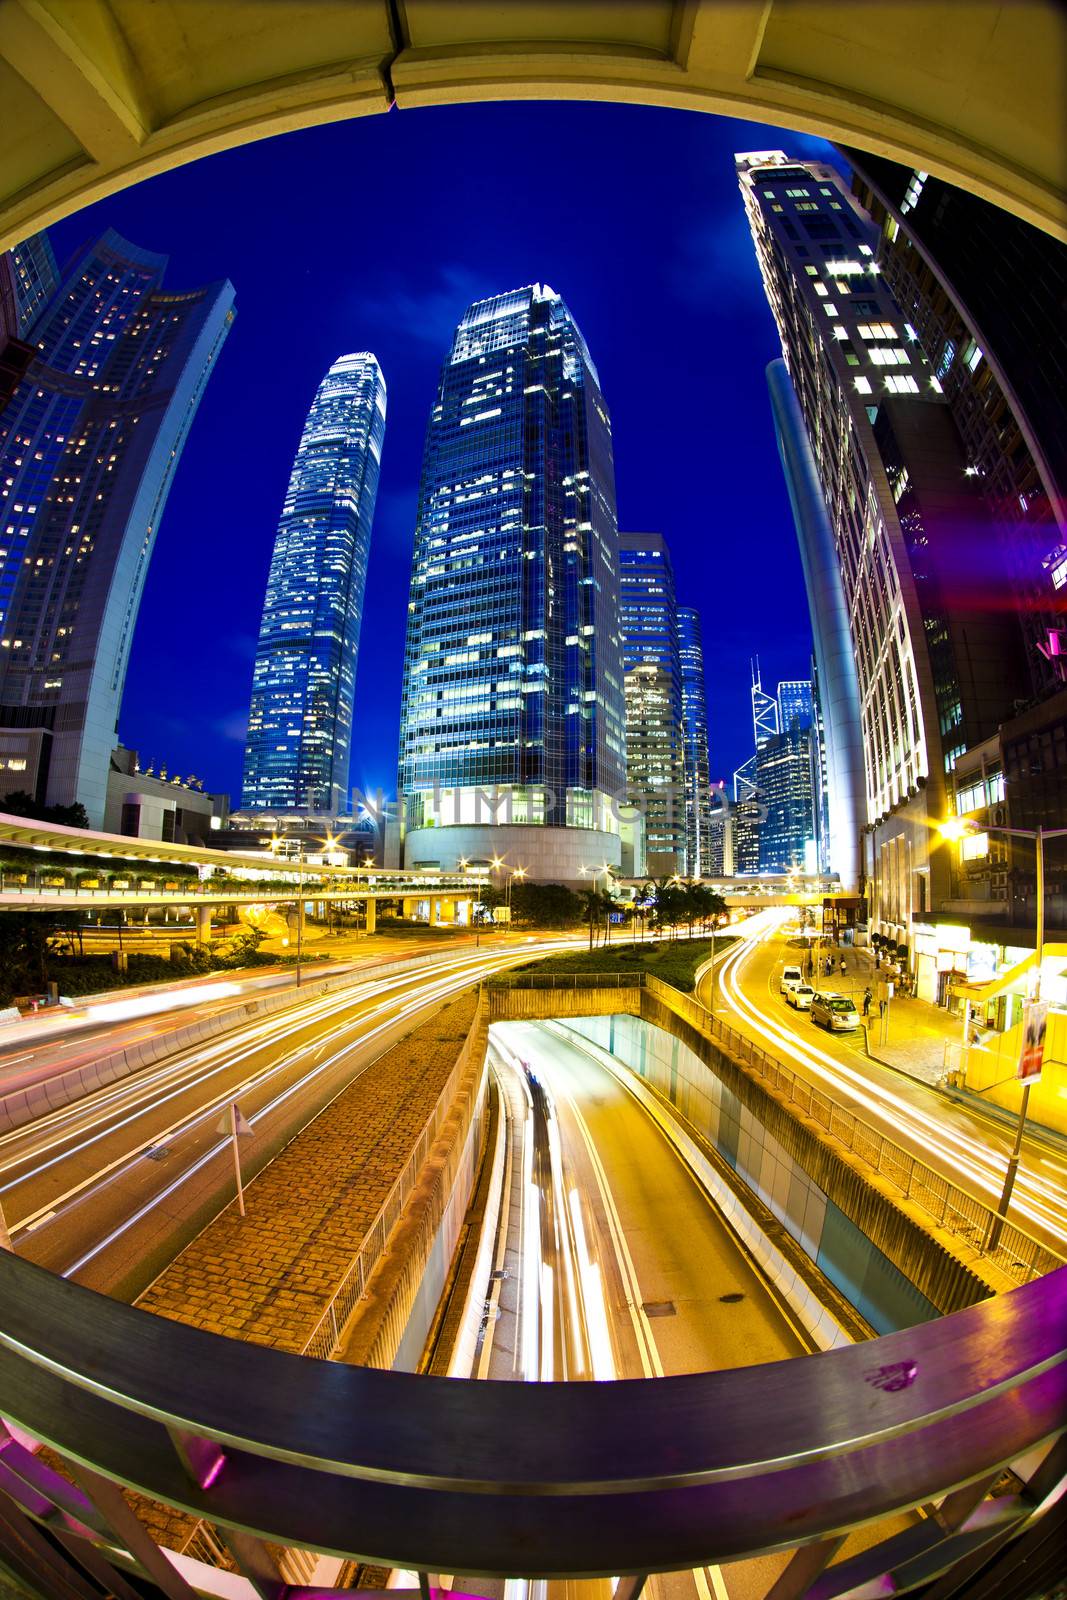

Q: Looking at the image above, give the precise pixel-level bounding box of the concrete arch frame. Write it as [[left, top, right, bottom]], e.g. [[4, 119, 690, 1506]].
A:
[[0, 0, 1063, 253]]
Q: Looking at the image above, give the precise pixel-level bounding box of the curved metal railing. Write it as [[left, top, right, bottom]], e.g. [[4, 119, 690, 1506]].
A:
[[0, 1249, 1063, 1587]]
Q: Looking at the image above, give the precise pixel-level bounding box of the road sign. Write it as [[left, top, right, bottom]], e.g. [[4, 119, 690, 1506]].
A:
[[215, 1103, 254, 1138], [1018, 1000, 1049, 1083]]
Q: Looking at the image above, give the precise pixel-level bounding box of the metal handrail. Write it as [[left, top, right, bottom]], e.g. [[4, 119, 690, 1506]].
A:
[[0, 1246, 1062, 1580]]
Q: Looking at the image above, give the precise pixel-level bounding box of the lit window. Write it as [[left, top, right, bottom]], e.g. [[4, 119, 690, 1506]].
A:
[[884, 374, 919, 393], [854, 376, 873, 394]]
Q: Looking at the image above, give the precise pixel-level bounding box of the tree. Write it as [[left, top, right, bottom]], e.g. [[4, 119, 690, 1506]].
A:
[[512, 881, 582, 929], [1, 790, 90, 829]]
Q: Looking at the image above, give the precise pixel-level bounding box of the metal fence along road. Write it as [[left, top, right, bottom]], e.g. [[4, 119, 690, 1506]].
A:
[[641, 974, 1066, 1286]]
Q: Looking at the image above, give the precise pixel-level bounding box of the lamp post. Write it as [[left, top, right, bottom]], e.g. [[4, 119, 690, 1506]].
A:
[[939, 817, 1067, 1249]]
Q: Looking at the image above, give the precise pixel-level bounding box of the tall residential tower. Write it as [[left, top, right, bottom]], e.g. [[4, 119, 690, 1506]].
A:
[[398, 285, 627, 880], [241, 353, 386, 816], [0, 230, 234, 823]]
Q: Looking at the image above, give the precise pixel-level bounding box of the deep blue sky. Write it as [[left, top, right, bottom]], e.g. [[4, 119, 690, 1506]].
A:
[[50, 102, 838, 805]]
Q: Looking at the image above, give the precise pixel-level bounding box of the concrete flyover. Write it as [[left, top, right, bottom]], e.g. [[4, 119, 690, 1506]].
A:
[[0, 1, 1063, 249]]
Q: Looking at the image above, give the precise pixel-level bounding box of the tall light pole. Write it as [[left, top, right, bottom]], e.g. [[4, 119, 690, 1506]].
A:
[[939, 817, 1067, 1249]]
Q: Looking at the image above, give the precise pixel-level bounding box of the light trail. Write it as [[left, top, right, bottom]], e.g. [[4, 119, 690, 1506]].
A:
[[715, 917, 1067, 1250], [4, 937, 577, 1277]]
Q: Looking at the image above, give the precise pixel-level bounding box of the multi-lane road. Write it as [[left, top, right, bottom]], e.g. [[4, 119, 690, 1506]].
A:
[[708, 910, 1067, 1261], [0, 938, 568, 1298]]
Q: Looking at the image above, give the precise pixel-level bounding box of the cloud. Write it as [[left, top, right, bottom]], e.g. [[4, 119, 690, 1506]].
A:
[[215, 710, 249, 743], [356, 263, 488, 348]]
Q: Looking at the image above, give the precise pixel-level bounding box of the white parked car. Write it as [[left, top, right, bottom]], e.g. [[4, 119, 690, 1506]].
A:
[[787, 983, 815, 1010], [780, 964, 804, 995]]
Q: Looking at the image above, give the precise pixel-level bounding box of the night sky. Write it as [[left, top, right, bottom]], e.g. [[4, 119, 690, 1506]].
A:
[[48, 102, 839, 807]]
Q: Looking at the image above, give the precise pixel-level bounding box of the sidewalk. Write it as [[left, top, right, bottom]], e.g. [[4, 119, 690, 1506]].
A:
[[811, 946, 959, 1086]]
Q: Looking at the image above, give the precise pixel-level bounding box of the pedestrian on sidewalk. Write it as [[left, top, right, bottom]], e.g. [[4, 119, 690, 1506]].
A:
[[839, 956, 847, 978], [863, 986, 872, 1018]]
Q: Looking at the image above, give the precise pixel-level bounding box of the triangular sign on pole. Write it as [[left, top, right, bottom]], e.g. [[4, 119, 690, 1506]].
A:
[[215, 1102, 254, 1138]]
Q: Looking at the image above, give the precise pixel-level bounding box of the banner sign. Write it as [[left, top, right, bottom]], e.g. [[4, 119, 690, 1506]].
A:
[[1018, 1000, 1049, 1083]]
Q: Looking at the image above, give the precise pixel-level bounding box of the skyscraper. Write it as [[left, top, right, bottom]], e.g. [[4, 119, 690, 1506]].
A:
[[845, 151, 1067, 700], [619, 532, 686, 875], [398, 285, 626, 880], [241, 353, 386, 816], [756, 726, 817, 874], [677, 605, 716, 876], [777, 678, 813, 733], [0, 230, 235, 824], [739, 151, 1028, 947]]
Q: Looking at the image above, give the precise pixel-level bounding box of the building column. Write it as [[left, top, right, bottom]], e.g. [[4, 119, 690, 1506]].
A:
[[364, 898, 376, 935], [196, 904, 213, 944], [402, 897, 416, 919], [429, 898, 442, 926]]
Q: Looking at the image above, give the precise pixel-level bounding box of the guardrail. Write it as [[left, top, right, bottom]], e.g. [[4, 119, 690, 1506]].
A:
[[300, 991, 489, 1360], [488, 971, 645, 990], [642, 974, 1065, 1286]]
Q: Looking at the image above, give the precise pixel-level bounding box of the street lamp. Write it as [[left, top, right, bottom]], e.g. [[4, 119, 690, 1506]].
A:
[[938, 815, 1067, 1248]]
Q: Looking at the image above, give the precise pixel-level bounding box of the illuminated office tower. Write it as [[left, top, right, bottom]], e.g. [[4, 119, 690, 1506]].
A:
[[620, 532, 686, 875], [777, 678, 813, 733], [241, 354, 386, 815], [677, 605, 716, 875], [398, 285, 627, 880], [847, 151, 1067, 699], [0, 233, 58, 340], [738, 151, 1027, 942], [0, 230, 235, 823]]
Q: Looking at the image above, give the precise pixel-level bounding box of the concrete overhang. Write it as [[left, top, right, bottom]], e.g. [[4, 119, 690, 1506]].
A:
[[0, 2, 1063, 252]]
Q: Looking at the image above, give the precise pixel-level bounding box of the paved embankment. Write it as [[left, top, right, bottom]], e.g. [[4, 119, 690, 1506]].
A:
[[136, 990, 479, 1349]]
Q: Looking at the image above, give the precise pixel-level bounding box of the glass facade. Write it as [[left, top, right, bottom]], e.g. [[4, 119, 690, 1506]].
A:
[[242, 354, 386, 815], [398, 285, 625, 844], [619, 532, 686, 872], [756, 726, 817, 873], [0, 229, 235, 823], [677, 605, 716, 875], [777, 678, 813, 733], [0, 233, 58, 341]]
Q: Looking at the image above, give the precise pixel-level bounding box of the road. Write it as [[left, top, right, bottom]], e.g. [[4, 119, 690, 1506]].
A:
[[451, 1020, 913, 1600], [0, 932, 490, 1094], [707, 911, 1067, 1261], [0, 938, 568, 1298]]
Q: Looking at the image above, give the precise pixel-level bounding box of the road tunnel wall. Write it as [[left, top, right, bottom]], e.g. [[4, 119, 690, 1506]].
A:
[[564, 1011, 941, 1334]]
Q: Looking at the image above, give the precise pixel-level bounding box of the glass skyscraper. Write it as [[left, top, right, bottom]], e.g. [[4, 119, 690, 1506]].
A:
[[677, 605, 715, 876], [777, 678, 813, 733], [0, 229, 235, 824], [241, 354, 386, 816], [398, 285, 626, 879], [620, 532, 686, 874]]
